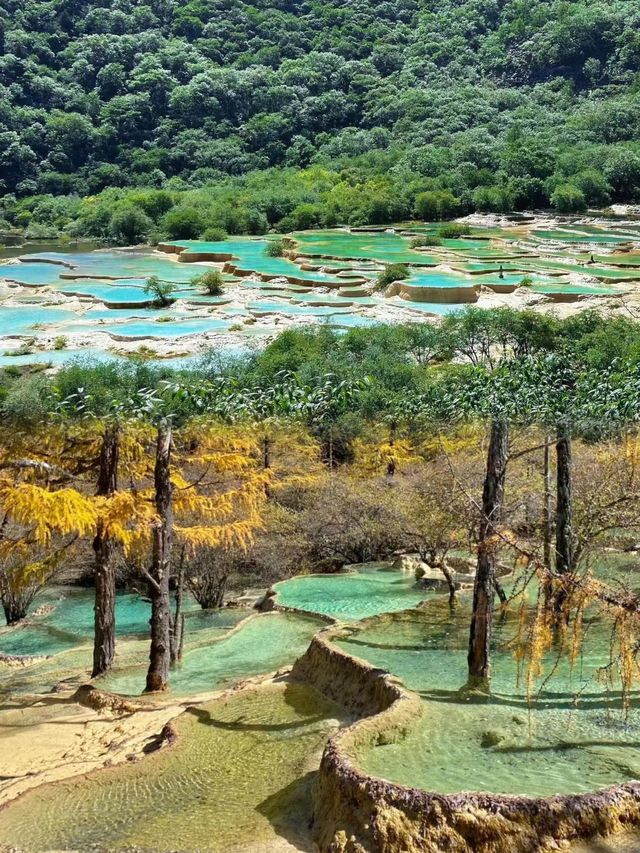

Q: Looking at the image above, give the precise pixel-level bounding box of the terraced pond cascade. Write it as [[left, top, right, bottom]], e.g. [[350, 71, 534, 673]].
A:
[[333, 560, 640, 797], [0, 589, 321, 698], [1, 216, 639, 362], [3, 558, 640, 851]]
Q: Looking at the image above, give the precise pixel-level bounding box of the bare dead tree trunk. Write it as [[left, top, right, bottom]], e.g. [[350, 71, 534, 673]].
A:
[[494, 578, 507, 604], [440, 562, 457, 609], [145, 423, 173, 693], [262, 434, 272, 498], [542, 437, 552, 571], [92, 424, 119, 678], [467, 419, 508, 692], [386, 419, 397, 477], [553, 423, 574, 618], [555, 424, 573, 575], [170, 544, 185, 665], [2, 590, 34, 626]]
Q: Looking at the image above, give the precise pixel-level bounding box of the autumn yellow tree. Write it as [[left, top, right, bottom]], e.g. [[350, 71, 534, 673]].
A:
[[0, 420, 154, 676], [0, 423, 97, 625], [135, 419, 270, 692]]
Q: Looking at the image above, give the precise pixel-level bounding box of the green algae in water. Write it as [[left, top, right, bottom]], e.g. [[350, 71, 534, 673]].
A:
[[274, 565, 427, 621], [291, 229, 435, 264], [100, 612, 323, 696], [335, 574, 640, 797], [0, 589, 244, 651], [0, 681, 342, 853]]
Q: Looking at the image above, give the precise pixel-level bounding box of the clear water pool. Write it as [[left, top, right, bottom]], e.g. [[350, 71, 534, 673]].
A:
[[274, 565, 427, 621]]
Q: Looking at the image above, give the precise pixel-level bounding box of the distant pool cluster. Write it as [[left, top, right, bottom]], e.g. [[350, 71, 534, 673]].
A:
[[0, 217, 639, 364]]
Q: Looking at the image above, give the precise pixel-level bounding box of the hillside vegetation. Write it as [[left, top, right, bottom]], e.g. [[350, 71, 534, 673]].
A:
[[3, 0, 640, 238]]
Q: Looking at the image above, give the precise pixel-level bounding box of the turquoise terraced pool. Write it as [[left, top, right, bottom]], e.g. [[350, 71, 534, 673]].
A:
[[332, 558, 640, 797], [2, 554, 640, 853], [1, 219, 638, 361], [274, 564, 428, 621]]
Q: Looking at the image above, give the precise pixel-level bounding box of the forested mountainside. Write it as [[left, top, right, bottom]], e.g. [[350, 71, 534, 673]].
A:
[[2, 0, 640, 238]]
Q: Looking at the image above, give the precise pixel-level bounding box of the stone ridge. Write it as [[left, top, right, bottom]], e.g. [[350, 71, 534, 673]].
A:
[[293, 627, 640, 853]]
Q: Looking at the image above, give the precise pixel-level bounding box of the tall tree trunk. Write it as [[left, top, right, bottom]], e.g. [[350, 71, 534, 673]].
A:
[[386, 419, 397, 477], [467, 419, 508, 692], [542, 437, 553, 569], [554, 424, 573, 617], [145, 423, 173, 693], [92, 424, 119, 678], [2, 594, 29, 626], [262, 434, 272, 498], [555, 424, 573, 575], [170, 544, 185, 665]]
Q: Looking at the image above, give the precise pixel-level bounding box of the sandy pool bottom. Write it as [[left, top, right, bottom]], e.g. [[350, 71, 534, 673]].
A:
[[0, 680, 344, 853]]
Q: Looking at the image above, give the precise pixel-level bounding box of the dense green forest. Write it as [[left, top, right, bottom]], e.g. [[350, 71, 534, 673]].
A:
[[3, 0, 640, 238]]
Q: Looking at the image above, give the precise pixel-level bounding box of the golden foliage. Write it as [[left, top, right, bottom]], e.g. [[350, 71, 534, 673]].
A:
[[0, 484, 97, 544], [352, 436, 415, 475]]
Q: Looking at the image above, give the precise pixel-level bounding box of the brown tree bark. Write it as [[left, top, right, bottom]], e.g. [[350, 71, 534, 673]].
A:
[[92, 424, 119, 678], [555, 424, 573, 575], [542, 437, 553, 571], [170, 544, 185, 665], [553, 423, 574, 618], [467, 419, 508, 692], [386, 419, 397, 477], [145, 423, 173, 693], [2, 593, 31, 626], [262, 434, 272, 497]]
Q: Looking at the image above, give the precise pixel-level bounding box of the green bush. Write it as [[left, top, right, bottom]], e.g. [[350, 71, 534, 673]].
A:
[[202, 227, 228, 242], [162, 207, 205, 239], [266, 239, 286, 257], [438, 223, 472, 239], [414, 191, 461, 221], [551, 184, 587, 213], [409, 236, 442, 248], [374, 263, 409, 292], [191, 270, 225, 296], [109, 206, 153, 244], [144, 275, 177, 306]]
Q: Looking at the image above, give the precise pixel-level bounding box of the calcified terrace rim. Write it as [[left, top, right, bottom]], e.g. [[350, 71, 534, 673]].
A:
[[287, 609, 640, 853], [156, 236, 629, 306]]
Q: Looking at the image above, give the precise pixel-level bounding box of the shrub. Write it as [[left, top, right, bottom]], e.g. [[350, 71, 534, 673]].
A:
[[414, 190, 461, 221], [191, 270, 225, 296], [144, 275, 177, 307], [374, 263, 409, 292], [438, 223, 472, 239], [409, 236, 442, 248], [53, 335, 67, 350], [551, 183, 587, 213], [202, 227, 228, 242], [161, 206, 204, 239], [1, 375, 53, 424], [266, 239, 286, 257], [108, 205, 153, 244]]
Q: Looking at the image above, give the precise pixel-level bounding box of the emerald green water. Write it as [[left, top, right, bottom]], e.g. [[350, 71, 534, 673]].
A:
[[169, 238, 348, 284], [274, 565, 427, 621], [0, 681, 343, 853], [292, 229, 436, 264], [0, 588, 243, 653], [100, 612, 323, 696], [2, 220, 640, 362], [22, 251, 197, 282], [532, 229, 635, 244], [334, 557, 640, 797]]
